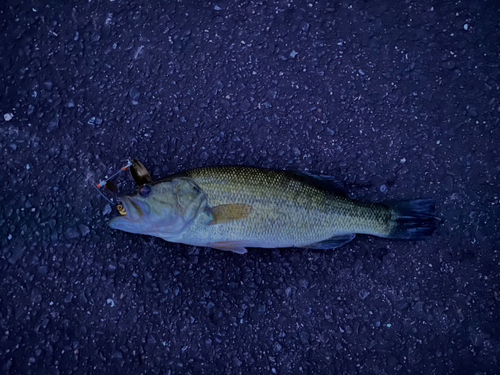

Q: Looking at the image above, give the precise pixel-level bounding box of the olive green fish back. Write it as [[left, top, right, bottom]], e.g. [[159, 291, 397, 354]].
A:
[[162, 166, 392, 247]]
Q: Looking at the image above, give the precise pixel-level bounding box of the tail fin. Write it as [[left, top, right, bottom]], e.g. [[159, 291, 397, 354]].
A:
[[387, 199, 438, 240]]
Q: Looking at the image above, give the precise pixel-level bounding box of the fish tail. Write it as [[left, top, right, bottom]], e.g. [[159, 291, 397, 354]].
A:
[[386, 199, 438, 240]]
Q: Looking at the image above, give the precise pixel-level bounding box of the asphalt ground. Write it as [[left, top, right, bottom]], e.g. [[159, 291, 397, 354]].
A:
[[1, 0, 499, 374]]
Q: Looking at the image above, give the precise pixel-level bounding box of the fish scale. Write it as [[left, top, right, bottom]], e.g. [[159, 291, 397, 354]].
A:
[[171, 166, 393, 247], [109, 164, 437, 254]]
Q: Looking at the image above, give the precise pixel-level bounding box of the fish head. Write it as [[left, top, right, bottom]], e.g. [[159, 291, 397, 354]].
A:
[[108, 178, 207, 240]]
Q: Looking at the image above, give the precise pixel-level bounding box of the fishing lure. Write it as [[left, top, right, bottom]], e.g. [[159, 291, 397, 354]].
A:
[[94, 158, 153, 215]]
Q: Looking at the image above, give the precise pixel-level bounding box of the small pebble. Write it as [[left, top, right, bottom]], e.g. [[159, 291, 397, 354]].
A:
[[103, 204, 112, 215], [299, 331, 310, 345], [91, 32, 101, 42], [4, 113, 14, 121], [47, 117, 59, 132], [64, 293, 73, 303], [359, 289, 370, 300], [79, 225, 90, 236], [129, 87, 140, 100], [66, 228, 80, 239]]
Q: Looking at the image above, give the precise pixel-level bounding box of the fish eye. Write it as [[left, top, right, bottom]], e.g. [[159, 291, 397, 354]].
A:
[[139, 185, 151, 197]]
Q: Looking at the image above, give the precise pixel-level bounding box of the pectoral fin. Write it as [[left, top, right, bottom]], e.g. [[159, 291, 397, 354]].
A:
[[207, 241, 248, 254], [207, 203, 253, 225]]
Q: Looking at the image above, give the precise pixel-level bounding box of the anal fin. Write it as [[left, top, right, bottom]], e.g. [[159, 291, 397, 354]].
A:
[[300, 234, 355, 250], [207, 241, 248, 254]]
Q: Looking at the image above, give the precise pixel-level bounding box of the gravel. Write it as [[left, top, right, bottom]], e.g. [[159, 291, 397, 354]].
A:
[[0, 0, 499, 374]]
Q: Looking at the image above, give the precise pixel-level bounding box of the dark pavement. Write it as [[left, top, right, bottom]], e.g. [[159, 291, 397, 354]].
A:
[[1, 0, 499, 374]]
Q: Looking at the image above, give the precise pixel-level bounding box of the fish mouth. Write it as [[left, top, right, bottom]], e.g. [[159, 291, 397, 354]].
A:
[[120, 196, 144, 219], [108, 195, 143, 229]]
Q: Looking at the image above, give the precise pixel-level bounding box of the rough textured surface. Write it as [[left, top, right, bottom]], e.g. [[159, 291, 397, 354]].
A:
[[0, 0, 499, 374]]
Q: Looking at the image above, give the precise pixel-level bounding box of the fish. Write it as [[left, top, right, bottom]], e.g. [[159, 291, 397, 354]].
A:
[[108, 164, 437, 254]]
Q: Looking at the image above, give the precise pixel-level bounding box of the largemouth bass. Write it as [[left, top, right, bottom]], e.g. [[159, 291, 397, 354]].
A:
[[108, 164, 437, 254]]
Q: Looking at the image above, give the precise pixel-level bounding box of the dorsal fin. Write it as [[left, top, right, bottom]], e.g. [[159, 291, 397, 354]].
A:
[[288, 170, 346, 196]]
